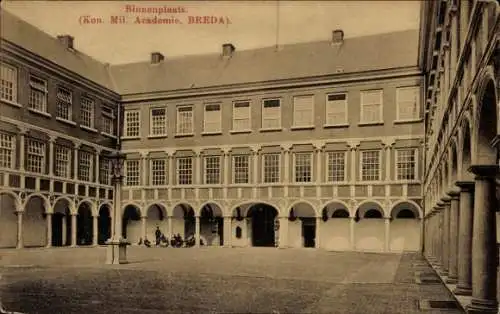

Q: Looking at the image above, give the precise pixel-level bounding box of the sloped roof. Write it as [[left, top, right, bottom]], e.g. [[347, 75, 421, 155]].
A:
[[110, 29, 420, 95], [0, 9, 116, 91]]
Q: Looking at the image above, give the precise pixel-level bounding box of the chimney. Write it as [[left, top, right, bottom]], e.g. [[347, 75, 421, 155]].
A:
[[222, 43, 235, 57], [332, 29, 344, 44], [57, 35, 74, 49], [151, 52, 165, 64]]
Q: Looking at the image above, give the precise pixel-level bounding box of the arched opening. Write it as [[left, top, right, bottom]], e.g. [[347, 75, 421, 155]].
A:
[[122, 205, 141, 244], [364, 209, 383, 218], [390, 202, 421, 252], [199, 203, 224, 246], [53, 198, 72, 247], [288, 202, 316, 248], [172, 203, 195, 240], [354, 202, 385, 252], [235, 226, 242, 239], [321, 202, 350, 251], [396, 209, 416, 219], [247, 203, 278, 247], [77, 202, 93, 246], [146, 204, 167, 243], [332, 209, 350, 218], [98, 205, 111, 245], [0, 192, 19, 248], [23, 195, 47, 247]]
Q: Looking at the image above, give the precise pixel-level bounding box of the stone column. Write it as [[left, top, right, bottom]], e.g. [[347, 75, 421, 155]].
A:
[[73, 144, 80, 181], [71, 213, 77, 247], [460, 0, 469, 51], [278, 216, 288, 248], [62, 215, 67, 246], [48, 137, 56, 177], [466, 165, 498, 314], [348, 142, 359, 183], [454, 181, 474, 296], [383, 142, 394, 181], [141, 152, 149, 186], [18, 130, 26, 172], [440, 197, 451, 276], [223, 216, 232, 248], [16, 211, 23, 249], [46, 212, 52, 248], [167, 215, 173, 238], [384, 217, 391, 252], [195, 216, 200, 247], [92, 215, 98, 246], [95, 150, 101, 184], [315, 217, 321, 248], [446, 189, 460, 284], [141, 216, 147, 242], [349, 216, 355, 250], [436, 206, 444, 267]]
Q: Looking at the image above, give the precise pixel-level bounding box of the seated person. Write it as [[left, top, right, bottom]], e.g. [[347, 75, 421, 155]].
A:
[[143, 237, 152, 247]]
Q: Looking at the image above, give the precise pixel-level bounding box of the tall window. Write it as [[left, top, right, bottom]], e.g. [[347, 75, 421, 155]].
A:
[[327, 152, 345, 182], [176, 106, 193, 135], [124, 110, 140, 137], [27, 139, 45, 173], [56, 87, 72, 121], [232, 101, 250, 131], [101, 106, 115, 135], [262, 99, 281, 129], [360, 90, 383, 123], [294, 153, 312, 182], [125, 160, 140, 186], [396, 149, 416, 180], [0, 63, 17, 102], [397, 87, 420, 121], [81, 97, 95, 128], [204, 156, 220, 184], [204, 104, 221, 133], [150, 107, 167, 136], [233, 155, 249, 184], [29, 76, 48, 112], [177, 157, 193, 185], [99, 158, 111, 185], [326, 93, 347, 125], [54, 146, 70, 178], [361, 150, 380, 181], [0, 133, 14, 168], [151, 159, 166, 186], [293, 95, 314, 127], [78, 151, 93, 181], [263, 154, 280, 183]]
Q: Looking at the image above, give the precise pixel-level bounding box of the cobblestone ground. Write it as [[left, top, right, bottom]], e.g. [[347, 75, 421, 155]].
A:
[[0, 247, 463, 314]]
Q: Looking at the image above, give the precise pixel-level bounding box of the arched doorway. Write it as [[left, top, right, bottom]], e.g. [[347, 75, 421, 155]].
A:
[[0, 192, 19, 248], [98, 205, 111, 245], [146, 204, 167, 242], [354, 202, 385, 252], [52, 198, 72, 247], [77, 202, 93, 246], [23, 195, 47, 247], [321, 202, 350, 251], [288, 202, 316, 248], [172, 203, 195, 240], [122, 205, 141, 244], [247, 203, 278, 247], [389, 202, 421, 252], [199, 203, 223, 246]]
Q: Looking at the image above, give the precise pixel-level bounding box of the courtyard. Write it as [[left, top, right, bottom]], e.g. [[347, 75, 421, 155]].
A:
[[0, 247, 462, 314]]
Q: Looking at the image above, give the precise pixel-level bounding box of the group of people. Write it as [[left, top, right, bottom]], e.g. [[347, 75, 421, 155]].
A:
[[138, 227, 199, 248]]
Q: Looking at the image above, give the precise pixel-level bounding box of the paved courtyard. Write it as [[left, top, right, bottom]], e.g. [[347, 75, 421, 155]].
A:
[[0, 247, 462, 314]]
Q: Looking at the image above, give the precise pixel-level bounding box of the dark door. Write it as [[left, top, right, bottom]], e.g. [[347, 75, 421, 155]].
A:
[[52, 213, 64, 247], [302, 223, 316, 248], [251, 205, 276, 247]]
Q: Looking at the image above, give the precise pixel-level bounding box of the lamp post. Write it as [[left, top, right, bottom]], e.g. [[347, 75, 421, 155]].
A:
[[105, 150, 129, 264]]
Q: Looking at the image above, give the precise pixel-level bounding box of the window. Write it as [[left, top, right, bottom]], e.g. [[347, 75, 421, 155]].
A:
[[204, 156, 220, 184], [293, 95, 314, 127], [78, 151, 93, 181], [294, 153, 312, 182], [397, 87, 420, 121], [150, 107, 167, 136], [326, 93, 347, 125], [101, 106, 115, 135], [28, 76, 48, 112], [0, 133, 14, 168], [263, 154, 280, 183], [176, 106, 193, 135], [262, 99, 281, 129], [327, 152, 345, 182], [177, 157, 192, 185], [0, 63, 17, 102], [124, 110, 140, 137], [232, 101, 251, 131], [56, 88, 72, 121], [204, 104, 221, 133], [233, 155, 249, 184], [27, 139, 45, 173], [54, 146, 70, 178], [361, 150, 380, 181], [151, 159, 166, 186], [81, 97, 95, 128], [125, 160, 140, 186], [99, 158, 111, 185], [396, 149, 417, 180], [360, 90, 383, 123]]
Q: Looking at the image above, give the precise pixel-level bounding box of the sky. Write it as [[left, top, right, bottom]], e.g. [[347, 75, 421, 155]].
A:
[[1, 1, 421, 65]]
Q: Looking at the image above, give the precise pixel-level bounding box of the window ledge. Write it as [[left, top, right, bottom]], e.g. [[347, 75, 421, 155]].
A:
[[1, 99, 22, 108], [323, 123, 349, 129], [357, 121, 384, 126], [290, 125, 315, 130], [229, 129, 252, 134], [101, 132, 117, 139], [148, 134, 168, 139], [322, 181, 349, 185], [259, 127, 283, 133], [393, 118, 423, 124], [81, 125, 98, 133], [175, 133, 194, 138], [28, 108, 52, 118], [201, 131, 222, 136], [121, 136, 140, 140], [56, 117, 77, 126]]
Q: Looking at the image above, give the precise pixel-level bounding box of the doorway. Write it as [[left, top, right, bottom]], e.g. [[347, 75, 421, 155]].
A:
[[250, 204, 277, 247]]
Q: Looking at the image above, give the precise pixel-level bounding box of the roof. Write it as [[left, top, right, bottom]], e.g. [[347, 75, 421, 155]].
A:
[[0, 9, 116, 91]]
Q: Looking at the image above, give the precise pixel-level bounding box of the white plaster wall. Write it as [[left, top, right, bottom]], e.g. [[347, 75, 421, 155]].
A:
[[390, 219, 420, 252], [171, 218, 185, 238], [24, 198, 47, 247], [231, 219, 249, 247], [322, 219, 350, 251], [0, 195, 17, 248], [125, 219, 141, 244], [287, 220, 302, 248], [354, 219, 384, 252]]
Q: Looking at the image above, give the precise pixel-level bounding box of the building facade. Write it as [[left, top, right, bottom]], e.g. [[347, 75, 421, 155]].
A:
[[1, 10, 424, 253], [420, 0, 499, 313]]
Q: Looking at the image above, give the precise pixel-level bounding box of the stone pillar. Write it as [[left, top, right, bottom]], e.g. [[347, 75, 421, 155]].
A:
[[18, 130, 26, 172], [141, 216, 147, 241], [223, 216, 232, 248], [46, 212, 52, 248], [466, 165, 498, 314], [349, 142, 359, 183], [141, 153, 148, 186], [73, 144, 80, 181], [278, 216, 288, 248], [315, 217, 321, 248], [16, 211, 23, 249], [194, 151, 201, 185], [195, 216, 200, 247], [167, 215, 173, 238], [95, 150, 101, 184], [92, 215, 98, 246], [441, 197, 451, 275], [454, 181, 474, 296], [349, 216, 355, 250], [384, 217, 391, 252], [460, 0, 469, 51], [71, 213, 77, 247], [436, 207, 444, 267], [384, 142, 394, 181], [62, 215, 67, 246], [48, 137, 55, 176], [446, 189, 460, 284]]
